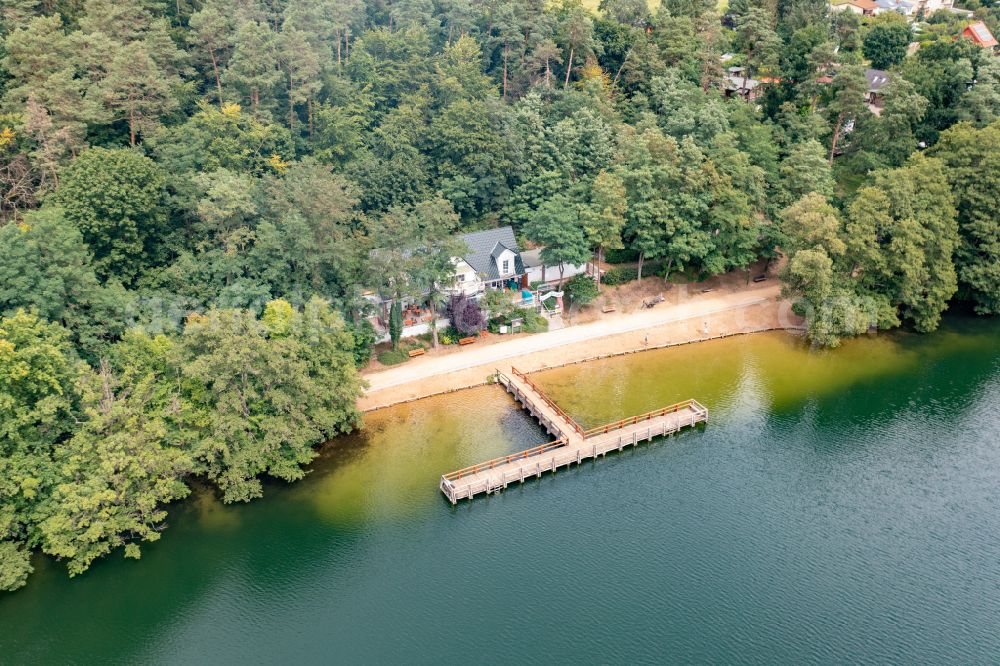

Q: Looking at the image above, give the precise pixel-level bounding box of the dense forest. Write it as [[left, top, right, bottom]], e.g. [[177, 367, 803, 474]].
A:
[[1, 0, 999, 590]]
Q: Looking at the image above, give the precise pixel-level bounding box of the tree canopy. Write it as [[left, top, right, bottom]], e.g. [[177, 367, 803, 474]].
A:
[[2, 0, 999, 589]]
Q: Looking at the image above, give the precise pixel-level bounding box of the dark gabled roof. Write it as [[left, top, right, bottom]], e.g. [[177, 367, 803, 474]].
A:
[[456, 226, 524, 280], [724, 74, 761, 91]]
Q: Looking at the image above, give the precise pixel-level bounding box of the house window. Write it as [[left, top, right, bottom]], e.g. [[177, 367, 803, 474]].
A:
[[456, 273, 464, 283], [502, 259, 510, 274]]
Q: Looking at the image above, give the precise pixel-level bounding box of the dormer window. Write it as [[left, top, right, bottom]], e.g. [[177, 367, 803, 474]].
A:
[[502, 259, 510, 274]]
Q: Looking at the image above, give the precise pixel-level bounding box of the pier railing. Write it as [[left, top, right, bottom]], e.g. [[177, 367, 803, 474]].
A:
[[581, 399, 706, 438], [442, 438, 568, 481], [505, 368, 585, 435], [440, 366, 709, 502]]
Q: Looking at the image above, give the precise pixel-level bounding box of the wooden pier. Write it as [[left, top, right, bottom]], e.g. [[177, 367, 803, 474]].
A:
[[439, 367, 708, 503]]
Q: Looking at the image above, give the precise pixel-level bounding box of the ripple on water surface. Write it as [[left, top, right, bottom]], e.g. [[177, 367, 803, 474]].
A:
[[2, 321, 1000, 664]]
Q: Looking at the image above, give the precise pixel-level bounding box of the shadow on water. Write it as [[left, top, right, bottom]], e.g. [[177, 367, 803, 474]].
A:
[[1, 482, 371, 663]]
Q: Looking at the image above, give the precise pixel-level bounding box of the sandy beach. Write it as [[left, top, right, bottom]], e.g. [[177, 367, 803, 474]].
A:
[[359, 281, 802, 411]]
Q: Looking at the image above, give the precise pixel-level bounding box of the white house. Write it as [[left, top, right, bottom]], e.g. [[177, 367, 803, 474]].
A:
[[445, 227, 527, 297], [874, 0, 916, 16], [830, 0, 878, 15], [916, 0, 954, 14], [367, 226, 595, 342]]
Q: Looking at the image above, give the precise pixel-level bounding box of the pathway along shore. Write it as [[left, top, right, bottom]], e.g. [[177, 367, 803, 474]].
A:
[[359, 283, 802, 412]]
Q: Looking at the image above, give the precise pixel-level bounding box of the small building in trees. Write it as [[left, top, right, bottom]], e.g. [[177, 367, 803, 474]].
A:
[[446, 227, 527, 296], [962, 22, 998, 50], [865, 68, 892, 113], [830, 0, 878, 16], [723, 68, 763, 101], [874, 0, 916, 17], [915, 0, 955, 14], [946, 6, 974, 18], [365, 227, 581, 342]]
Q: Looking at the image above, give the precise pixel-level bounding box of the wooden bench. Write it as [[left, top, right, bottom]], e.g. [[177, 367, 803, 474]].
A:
[[408, 348, 425, 358], [753, 275, 768, 283], [459, 336, 477, 346], [602, 304, 616, 313]]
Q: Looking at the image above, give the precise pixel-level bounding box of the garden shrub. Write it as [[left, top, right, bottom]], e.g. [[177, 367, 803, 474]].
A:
[[445, 294, 485, 336], [602, 266, 638, 285], [377, 349, 410, 365], [349, 319, 377, 367], [565, 274, 599, 306], [486, 308, 548, 334], [439, 327, 461, 345], [602, 260, 666, 286], [520, 310, 548, 333]]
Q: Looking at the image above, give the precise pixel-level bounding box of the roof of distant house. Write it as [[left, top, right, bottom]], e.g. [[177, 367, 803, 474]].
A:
[[456, 226, 525, 280], [963, 21, 998, 48], [875, 0, 914, 8], [848, 0, 878, 11], [865, 68, 892, 93], [724, 73, 761, 91]]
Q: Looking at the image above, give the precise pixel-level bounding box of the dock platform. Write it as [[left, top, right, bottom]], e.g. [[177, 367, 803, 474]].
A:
[[439, 368, 708, 503]]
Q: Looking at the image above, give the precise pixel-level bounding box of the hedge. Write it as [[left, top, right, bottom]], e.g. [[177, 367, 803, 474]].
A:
[[603, 248, 641, 264], [377, 349, 410, 365], [602, 266, 638, 285], [602, 261, 666, 286]]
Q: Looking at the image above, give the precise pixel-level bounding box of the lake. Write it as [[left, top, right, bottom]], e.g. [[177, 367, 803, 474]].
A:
[[2, 317, 999, 664]]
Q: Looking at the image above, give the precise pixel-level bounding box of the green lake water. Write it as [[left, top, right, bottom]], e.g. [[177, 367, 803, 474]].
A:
[[2, 317, 1000, 664]]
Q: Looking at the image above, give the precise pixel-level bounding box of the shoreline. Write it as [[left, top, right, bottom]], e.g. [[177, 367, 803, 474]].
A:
[[359, 289, 803, 411], [361, 325, 801, 412]]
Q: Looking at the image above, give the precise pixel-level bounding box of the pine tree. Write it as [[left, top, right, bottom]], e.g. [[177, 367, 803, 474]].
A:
[[99, 42, 178, 145], [389, 299, 403, 350], [188, 0, 236, 107], [226, 21, 281, 116]]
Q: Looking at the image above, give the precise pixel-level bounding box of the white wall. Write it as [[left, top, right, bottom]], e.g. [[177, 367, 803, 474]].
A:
[[526, 262, 588, 285], [494, 248, 517, 278], [374, 318, 451, 344], [448, 258, 483, 297]]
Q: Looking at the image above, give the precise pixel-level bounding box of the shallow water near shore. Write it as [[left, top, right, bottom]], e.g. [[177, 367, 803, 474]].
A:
[[3, 317, 1000, 663]]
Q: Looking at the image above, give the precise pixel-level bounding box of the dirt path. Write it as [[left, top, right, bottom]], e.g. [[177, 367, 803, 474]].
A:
[[360, 283, 801, 411]]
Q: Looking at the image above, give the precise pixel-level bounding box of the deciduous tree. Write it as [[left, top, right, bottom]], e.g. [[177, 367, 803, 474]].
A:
[[51, 147, 170, 281], [862, 20, 910, 70], [930, 121, 1000, 314]]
